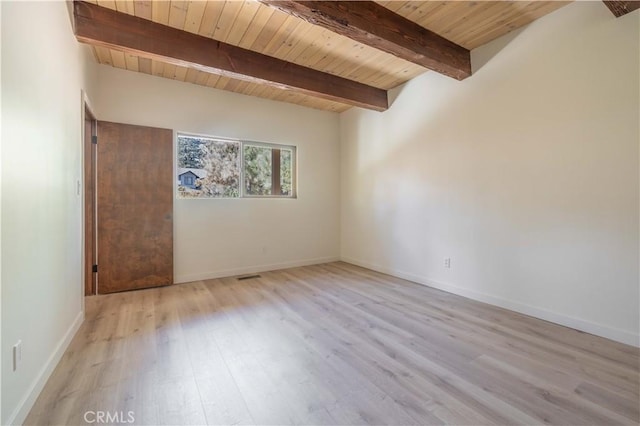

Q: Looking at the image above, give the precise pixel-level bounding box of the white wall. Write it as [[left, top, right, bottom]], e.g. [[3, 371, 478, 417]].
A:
[[340, 2, 639, 346], [0, 4, 3, 422], [92, 66, 341, 284], [1, 2, 96, 424]]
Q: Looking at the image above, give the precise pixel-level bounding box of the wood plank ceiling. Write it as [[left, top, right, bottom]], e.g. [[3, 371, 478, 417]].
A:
[[85, 1, 570, 112]]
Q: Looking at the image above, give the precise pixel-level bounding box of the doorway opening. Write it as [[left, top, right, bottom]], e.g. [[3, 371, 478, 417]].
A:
[[83, 101, 97, 296]]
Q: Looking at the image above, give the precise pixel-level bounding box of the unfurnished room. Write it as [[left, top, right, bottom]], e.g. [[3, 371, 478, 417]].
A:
[[1, 0, 639, 425]]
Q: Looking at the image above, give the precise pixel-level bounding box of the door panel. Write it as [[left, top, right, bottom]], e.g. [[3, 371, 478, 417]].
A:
[[97, 121, 173, 294]]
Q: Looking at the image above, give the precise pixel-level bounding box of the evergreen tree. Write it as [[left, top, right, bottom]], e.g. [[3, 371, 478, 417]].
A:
[[281, 149, 292, 195], [177, 136, 204, 169], [244, 145, 272, 195]]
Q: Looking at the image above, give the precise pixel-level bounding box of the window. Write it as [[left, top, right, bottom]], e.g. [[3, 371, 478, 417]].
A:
[[177, 134, 296, 199], [176, 135, 241, 198], [244, 144, 295, 197]]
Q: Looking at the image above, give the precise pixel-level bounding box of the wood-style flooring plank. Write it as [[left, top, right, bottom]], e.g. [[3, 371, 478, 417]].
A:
[[25, 262, 639, 425]]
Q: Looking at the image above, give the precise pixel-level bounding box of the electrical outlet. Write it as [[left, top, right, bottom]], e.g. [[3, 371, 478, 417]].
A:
[[13, 340, 22, 371], [444, 258, 451, 269]]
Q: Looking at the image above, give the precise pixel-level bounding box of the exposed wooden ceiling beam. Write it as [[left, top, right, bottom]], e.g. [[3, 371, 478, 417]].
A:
[[73, 1, 388, 111], [259, 1, 471, 81], [602, 1, 640, 17]]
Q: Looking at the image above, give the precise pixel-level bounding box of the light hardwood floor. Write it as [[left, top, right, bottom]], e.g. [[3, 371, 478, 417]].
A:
[[26, 262, 639, 425]]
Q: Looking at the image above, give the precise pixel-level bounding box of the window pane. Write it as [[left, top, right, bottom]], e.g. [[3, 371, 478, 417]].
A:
[[280, 149, 293, 196], [244, 145, 272, 196], [177, 136, 240, 198]]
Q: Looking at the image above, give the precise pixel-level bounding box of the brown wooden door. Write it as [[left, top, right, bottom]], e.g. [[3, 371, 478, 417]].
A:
[[97, 121, 174, 294]]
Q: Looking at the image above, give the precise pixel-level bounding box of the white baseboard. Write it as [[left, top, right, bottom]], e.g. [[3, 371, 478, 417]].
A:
[[175, 256, 340, 284], [6, 311, 84, 426], [341, 257, 640, 348]]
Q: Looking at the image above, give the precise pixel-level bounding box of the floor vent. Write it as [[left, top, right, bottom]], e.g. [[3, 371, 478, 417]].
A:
[[237, 274, 261, 281]]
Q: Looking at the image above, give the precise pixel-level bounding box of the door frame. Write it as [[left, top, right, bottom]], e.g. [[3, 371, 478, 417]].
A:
[[82, 91, 97, 296]]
